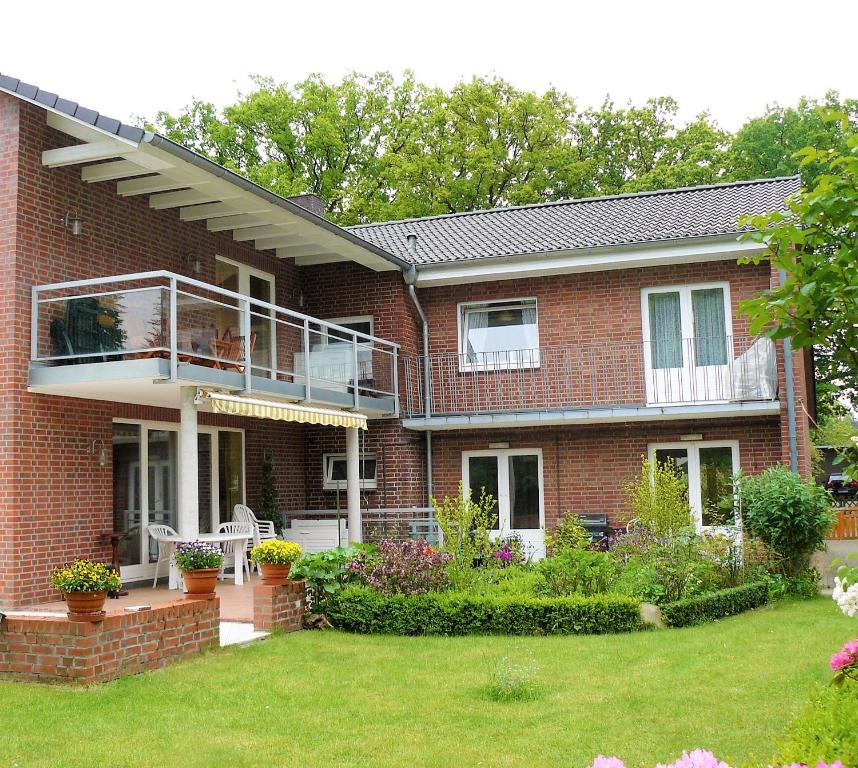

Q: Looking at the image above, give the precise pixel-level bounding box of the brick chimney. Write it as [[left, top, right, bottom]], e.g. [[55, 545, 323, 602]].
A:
[[286, 194, 326, 218]]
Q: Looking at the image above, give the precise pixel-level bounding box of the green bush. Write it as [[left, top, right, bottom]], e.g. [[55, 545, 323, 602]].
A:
[[772, 680, 858, 767], [738, 466, 835, 576], [660, 581, 769, 627], [625, 456, 693, 534], [534, 549, 618, 597], [544, 511, 591, 555], [326, 586, 643, 635]]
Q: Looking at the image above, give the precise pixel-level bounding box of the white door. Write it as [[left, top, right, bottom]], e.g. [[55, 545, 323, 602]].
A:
[[462, 449, 545, 560], [642, 284, 733, 405]]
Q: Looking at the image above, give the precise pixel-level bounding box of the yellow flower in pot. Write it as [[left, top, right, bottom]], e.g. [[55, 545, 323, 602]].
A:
[[251, 540, 303, 585], [50, 559, 121, 621]]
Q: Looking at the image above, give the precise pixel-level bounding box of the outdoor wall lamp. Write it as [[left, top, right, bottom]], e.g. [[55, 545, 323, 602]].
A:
[[60, 211, 83, 236], [88, 438, 108, 467]]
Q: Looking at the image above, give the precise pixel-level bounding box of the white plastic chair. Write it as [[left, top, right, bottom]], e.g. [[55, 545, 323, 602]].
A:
[[216, 521, 254, 582], [148, 524, 178, 588], [233, 504, 278, 572]]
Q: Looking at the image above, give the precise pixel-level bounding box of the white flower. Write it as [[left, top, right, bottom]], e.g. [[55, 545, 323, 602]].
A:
[[833, 577, 858, 618]]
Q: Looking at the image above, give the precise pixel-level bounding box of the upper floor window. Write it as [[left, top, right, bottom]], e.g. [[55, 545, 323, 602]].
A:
[[459, 298, 539, 370], [323, 452, 377, 490]]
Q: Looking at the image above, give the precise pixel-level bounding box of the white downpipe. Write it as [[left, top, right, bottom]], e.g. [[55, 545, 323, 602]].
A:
[[346, 426, 362, 544], [179, 386, 200, 540]]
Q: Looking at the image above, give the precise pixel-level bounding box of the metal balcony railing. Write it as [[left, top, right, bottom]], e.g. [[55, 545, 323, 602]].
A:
[[403, 335, 777, 417], [31, 271, 400, 413]]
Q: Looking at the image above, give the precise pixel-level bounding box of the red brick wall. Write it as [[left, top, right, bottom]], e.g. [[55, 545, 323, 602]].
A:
[[430, 417, 782, 528], [0, 597, 219, 684], [0, 97, 308, 605], [253, 581, 304, 632]]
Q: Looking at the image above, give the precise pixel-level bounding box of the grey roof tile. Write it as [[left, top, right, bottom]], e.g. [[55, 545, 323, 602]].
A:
[[348, 176, 801, 265]]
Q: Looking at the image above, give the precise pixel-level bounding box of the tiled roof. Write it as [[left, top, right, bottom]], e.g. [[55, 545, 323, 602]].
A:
[[348, 176, 801, 265]]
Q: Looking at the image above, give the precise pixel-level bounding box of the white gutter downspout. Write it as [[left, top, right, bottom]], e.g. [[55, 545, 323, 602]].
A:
[[404, 234, 433, 502], [779, 268, 798, 472]]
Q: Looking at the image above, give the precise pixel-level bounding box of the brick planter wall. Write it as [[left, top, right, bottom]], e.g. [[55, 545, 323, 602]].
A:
[[0, 598, 219, 684], [253, 581, 305, 632]]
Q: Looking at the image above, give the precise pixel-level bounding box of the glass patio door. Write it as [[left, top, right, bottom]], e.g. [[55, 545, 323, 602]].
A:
[[643, 285, 732, 404], [463, 449, 545, 559], [112, 422, 244, 581]]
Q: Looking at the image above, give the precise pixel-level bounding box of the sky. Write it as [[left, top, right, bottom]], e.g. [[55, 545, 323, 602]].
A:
[[2, 1, 856, 131]]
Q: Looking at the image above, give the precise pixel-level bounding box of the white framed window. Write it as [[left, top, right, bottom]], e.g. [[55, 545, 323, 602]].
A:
[[323, 452, 377, 490], [458, 298, 539, 371], [641, 282, 733, 404], [318, 315, 374, 347], [648, 440, 740, 530]]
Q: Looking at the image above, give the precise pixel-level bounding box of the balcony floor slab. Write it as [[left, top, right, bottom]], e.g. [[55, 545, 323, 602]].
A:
[[401, 400, 781, 431]]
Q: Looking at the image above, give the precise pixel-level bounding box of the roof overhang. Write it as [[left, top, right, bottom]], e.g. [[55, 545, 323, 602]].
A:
[[1, 79, 406, 273], [412, 234, 766, 286]]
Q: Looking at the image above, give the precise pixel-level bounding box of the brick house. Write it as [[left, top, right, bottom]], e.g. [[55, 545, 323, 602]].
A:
[[0, 74, 813, 608]]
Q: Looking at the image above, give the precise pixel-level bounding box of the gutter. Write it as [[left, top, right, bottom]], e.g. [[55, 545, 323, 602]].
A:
[[778, 268, 799, 472], [142, 133, 410, 272], [403, 234, 433, 501]]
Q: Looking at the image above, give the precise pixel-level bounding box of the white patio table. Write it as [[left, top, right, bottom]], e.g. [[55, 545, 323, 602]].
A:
[[162, 532, 251, 590]]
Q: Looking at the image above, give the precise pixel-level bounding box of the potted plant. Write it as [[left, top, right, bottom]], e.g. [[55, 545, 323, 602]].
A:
[[174, 541, 224, 597], [251, 540, 303, 585], [50, 559, 121, 620]]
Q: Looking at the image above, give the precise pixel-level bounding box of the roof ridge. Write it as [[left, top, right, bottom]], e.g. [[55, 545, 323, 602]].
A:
[[347, 175, 802, 230]]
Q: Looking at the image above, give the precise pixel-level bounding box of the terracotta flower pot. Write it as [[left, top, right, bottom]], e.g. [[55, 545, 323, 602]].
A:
[[182, 567, 220, 598], [64, 590, 107, 620], [260, 562, 292, 586]]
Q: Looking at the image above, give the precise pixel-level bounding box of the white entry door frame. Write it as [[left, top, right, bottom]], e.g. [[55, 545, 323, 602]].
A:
[[462, 448, 545, 560]]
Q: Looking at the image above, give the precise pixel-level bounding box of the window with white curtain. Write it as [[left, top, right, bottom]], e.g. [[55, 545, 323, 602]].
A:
[[459, 299, 539, 370]]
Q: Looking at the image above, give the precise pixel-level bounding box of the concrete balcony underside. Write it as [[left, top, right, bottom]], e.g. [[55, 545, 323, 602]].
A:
[[28, 357, 396, 415], [401, 399, 781, 431]]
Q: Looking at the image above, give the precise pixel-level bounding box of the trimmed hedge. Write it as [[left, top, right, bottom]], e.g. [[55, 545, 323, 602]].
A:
[[660, 581, 769, 628], [326, 586, 643, 635]]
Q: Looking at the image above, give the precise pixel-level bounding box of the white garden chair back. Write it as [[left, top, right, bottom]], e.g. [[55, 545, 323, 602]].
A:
[[216, 521, 254, 582], [147, 524, 178, 588], [233, 504, 278, 573]]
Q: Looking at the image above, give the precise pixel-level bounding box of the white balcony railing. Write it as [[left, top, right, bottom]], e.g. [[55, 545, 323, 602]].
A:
[[31, 271, 399, 413], [403, 335, 777, 417]]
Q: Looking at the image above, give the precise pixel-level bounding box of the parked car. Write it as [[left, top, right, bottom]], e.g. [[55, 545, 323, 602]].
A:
[[825, 473, 858, 499]]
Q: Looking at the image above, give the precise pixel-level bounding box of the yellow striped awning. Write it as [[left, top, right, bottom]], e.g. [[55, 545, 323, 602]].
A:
[[198, 390, 367, 430]]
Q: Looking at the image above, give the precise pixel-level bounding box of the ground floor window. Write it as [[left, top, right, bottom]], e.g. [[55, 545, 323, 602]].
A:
[[112, 420, 244, 580], [462, 449, 545, 558], [323, 452, 377, 490], [648, 441, 739, 529]]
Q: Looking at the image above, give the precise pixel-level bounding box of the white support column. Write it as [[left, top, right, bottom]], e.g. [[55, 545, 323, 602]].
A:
[[345, 426, 362, 544], [179, 387, 200, 541]]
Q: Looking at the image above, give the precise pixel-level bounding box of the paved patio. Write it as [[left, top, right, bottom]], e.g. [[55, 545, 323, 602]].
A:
[[32, 576, 260, 622]]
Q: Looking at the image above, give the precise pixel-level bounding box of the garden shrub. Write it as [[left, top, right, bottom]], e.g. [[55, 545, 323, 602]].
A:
[[625, 457, 693, 535], [544, 510, 591, 555], [534, 549, 618, 597], [348, 539, 450, 596], [326, 586, 643, 635], [488, 533, 526, 567], [771, 680, 858, 767], [431, 482, 496, 590], [738, 466, 835, 577], [660, 581, 769, 627], [289, 546, 362, 609]]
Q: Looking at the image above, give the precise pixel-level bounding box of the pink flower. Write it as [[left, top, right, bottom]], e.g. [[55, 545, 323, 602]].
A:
[[829, 638, 858, 671], [587, 757, 625, 768], [817, 762, 845, 768], [656, 750, 731, 768]]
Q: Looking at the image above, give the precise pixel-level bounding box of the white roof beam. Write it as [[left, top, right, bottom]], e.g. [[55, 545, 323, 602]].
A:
[[81, 160, 153, 183], [179, 202, 259, 222], [255, 234, 311, 250], [233, 224, 297, 242], [42, 141, 125, 168], [294, 253, 345, 266], [149, 188, 225, 210], [117, 175, 196, 196], [206, 213, 273, 232], [276, 244, 329, 259]]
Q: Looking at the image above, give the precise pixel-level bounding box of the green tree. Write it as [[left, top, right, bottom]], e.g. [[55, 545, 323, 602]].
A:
[[738, 112, 858, 414], [258, 451, 280, 526], [726, 92, 858, 185]]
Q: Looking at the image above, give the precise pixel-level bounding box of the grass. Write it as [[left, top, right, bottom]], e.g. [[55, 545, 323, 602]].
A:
[[0, 598, 854, 768]]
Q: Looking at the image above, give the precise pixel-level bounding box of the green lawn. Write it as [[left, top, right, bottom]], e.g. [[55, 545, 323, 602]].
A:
[[1, 598, 854, 768]]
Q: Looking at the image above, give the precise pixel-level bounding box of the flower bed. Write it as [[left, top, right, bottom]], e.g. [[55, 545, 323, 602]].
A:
[[660, 582, 770, 628], [326, 586, 643, 635]]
